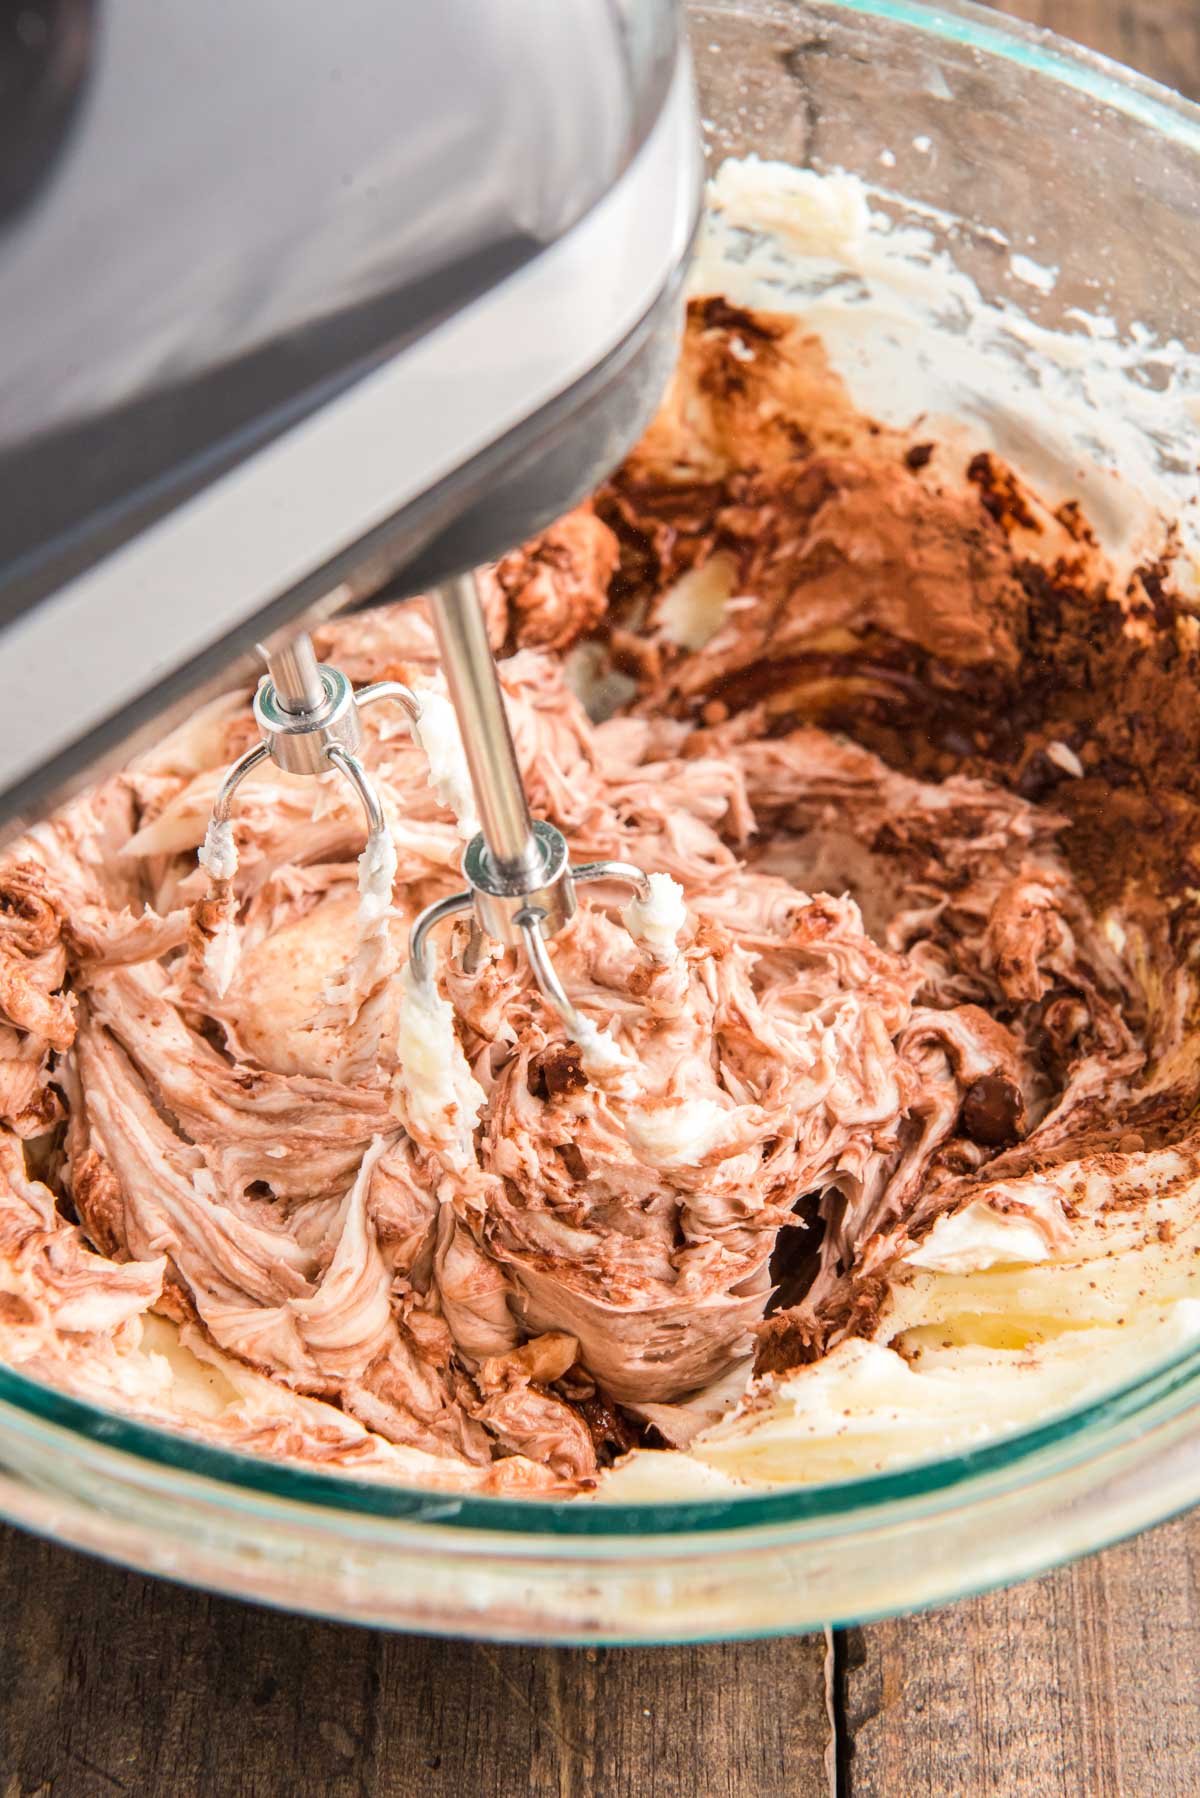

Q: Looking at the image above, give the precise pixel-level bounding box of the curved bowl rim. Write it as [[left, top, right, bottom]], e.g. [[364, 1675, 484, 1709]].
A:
[[5, 0, 1200, 1546], [4, 1323, 1200, 1540]]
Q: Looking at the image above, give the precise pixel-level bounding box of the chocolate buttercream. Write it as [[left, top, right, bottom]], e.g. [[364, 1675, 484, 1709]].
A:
[[1, 298, 1198, 1493]]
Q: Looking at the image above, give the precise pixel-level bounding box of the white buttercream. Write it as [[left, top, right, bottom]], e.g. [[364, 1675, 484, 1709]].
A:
[[198, 817, 238, 882], [411, 680, 480, 841], [622, 872, 688, 966], [904, 1199, 1056, 1275], [626, 1098, 730, 1169], [1044, 740, 1085, 779], [1010, 252, 1058, 294], [657, 554, 736, 651], [572, 1017, 638, 1094], [680, 1303, 1200, 1489], [393, 962, 486, 1167], [356, 824, 397, 930], [203, 916, 241, 999]]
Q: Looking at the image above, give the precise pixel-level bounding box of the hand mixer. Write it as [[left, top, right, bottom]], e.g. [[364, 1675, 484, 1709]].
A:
[[204, 577, 655, 1040], [0, 2, 702, 1016]]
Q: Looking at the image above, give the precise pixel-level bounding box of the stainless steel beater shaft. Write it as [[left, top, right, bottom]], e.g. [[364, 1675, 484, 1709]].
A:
[[265, 633, 326, 715], [428, 573, 537, 881], [411, 576, 653, 1043], [427, 573, 578, 945]]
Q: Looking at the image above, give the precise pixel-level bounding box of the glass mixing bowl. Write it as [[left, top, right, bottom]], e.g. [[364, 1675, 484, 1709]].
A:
[[5, 0, 1200, 1643]]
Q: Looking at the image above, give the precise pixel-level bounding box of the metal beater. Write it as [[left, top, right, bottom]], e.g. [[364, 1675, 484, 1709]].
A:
[[203, 572, 653, 1033]]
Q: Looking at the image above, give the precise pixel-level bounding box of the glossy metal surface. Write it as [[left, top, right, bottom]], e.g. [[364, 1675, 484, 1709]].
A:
[[211, 654, 417, 865], [428, 574, 540, 881], [0, 11, 701, 841], [0, 0, 662, 602], [251, 659, 362, 777], [263, 635, 325, 717], [462, 822, 578, 947]]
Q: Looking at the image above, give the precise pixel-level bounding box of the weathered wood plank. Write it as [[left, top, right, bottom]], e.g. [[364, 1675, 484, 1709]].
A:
[[987, 0, 1200, 96], [842, 1512, 1200, 1798], [0, 1521, 833, 1798]]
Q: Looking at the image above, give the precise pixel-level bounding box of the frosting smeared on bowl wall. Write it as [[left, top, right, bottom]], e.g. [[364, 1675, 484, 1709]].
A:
[[3, 162, 1200, 1498]]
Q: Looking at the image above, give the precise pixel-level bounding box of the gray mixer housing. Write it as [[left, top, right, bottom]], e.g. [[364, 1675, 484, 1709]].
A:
[[0, 0, 701, 836]]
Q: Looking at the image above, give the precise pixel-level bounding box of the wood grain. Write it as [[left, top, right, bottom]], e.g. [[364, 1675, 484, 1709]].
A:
[[991, 0, 1200, 99], [842, 1513, 1200, 1798], [0, 1521, 833, 1798], [3, 5, 1200, 1798]]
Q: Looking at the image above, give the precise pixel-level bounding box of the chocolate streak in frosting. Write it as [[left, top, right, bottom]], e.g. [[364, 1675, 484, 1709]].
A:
[[1, 299, 1198, 1492]]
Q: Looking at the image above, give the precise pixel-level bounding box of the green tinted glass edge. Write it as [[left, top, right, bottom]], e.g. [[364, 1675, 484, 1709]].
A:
[[806, 0, 1200, 148], [3, 1331, 1200, 1537]]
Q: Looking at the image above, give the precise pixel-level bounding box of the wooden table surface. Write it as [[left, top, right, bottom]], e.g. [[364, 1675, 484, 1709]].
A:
[[4, 4, 1200, 1795]]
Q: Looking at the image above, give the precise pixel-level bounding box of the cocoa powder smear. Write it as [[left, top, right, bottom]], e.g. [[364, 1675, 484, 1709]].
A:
[[1, 299, 1198, 1494]]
